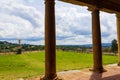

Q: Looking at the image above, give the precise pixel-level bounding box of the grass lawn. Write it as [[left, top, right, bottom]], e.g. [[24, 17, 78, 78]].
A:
[[0, 51, 118, 80]]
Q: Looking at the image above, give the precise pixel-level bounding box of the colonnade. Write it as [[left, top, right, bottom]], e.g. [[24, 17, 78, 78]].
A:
[[41, 0, 120, 79]]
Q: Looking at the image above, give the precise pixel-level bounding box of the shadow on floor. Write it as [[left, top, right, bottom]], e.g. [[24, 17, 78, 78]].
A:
[[89, 72, 120, 80], [102, 74, 120, 80]]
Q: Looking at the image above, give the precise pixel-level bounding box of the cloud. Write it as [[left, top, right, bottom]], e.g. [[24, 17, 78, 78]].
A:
[[56, 1, 92, 45], [0, 0, 117, 45], [55, 1, 117, 45], [100, 12, 117, 43], [0, 0, 44, 44]]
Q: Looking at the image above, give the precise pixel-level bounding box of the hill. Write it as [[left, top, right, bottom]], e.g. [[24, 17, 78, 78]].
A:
[[0, 41, 44, 53], [81, 43, 111, 48]]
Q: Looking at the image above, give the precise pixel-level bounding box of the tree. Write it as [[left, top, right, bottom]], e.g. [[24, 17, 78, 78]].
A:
[[111, 39, 118, 54]]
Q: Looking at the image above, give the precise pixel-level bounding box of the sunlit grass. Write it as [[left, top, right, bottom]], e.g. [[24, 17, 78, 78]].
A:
[[0, 51, 117, 80]]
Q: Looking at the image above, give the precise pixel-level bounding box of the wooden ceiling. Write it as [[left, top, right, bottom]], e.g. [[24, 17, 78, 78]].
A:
[[59, 0, 120, 14]]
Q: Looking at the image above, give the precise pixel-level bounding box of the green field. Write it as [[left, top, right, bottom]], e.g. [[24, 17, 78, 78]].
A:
[[0, 51, 118, 80]]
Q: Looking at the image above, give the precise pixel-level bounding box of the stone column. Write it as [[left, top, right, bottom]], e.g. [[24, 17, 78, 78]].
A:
[[116, 14, 120, 66], [41, 0, 58, 80], [91, 9, 104, 73]]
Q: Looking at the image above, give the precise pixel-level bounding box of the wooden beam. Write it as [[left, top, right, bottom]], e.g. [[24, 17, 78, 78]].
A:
[[59, 0, 120, 13]]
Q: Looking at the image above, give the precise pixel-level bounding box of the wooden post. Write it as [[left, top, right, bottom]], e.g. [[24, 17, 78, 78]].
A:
[[91, 8, 105, 73], [41, 0, 59, 80], [116, 14, 120, 66]]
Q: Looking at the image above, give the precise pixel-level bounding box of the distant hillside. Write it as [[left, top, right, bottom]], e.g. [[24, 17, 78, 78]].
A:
[[0, 41, 112, 47], [81, 43, 111, 48], [102, 43, 112, 47], [0, 41, 44, 53], [58, 43, 112, 48]]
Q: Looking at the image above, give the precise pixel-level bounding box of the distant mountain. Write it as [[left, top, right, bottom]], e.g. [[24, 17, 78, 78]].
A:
[[81, 43, 111, 48], [0, 41, 44, 52], [58, 43, 112, 48], [102, 43, 112, 47], [0, 41, 112, 48]]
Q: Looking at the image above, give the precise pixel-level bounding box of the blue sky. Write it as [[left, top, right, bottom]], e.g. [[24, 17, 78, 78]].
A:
[[0, 0, 117, 45]]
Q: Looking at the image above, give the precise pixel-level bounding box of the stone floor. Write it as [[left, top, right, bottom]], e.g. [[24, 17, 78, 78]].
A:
[[29, 64, 120, 80]]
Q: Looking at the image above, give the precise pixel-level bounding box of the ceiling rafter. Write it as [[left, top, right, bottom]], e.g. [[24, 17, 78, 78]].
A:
[[59, 0, 120, 14]]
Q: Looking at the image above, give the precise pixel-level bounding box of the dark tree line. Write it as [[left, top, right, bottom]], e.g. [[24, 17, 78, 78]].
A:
[[111, 39, 118, 53], [0, 41, 44, 53], [0, 39, 118, 54]]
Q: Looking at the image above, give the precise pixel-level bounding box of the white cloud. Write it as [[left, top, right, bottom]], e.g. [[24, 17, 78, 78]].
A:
[[0, 0, 117, 45], [56, 1, 92, 45], [0, 0, 44, 45], [56, 1, 117, 45], [100, 12, 117, 43]]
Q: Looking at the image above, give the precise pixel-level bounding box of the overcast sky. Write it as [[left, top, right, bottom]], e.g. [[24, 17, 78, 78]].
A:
[[0, 0, 117, 45]]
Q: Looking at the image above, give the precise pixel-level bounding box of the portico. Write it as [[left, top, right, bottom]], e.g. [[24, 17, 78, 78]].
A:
[[41, 0, 120, 80]]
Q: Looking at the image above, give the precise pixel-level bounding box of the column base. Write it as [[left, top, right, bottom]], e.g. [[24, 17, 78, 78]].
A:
[[89, 68, 107, 73], [118, 62, 120, 66]]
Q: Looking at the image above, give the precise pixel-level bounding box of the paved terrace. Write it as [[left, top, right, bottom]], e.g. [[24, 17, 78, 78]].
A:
[[29, 64, 120, 80]]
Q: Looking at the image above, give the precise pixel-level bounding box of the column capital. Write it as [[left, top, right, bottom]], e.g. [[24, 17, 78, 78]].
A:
[[88, 6, 101, 12], [45, 0, 55, 4], [90, 7, 100, 16]]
